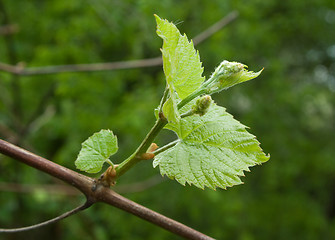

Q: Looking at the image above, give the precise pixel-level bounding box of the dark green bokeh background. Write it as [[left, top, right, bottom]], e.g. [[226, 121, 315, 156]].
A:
[[1, 0, 334, 239]]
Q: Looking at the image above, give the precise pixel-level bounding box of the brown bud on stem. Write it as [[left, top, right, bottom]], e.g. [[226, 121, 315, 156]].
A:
[[140, 143, 159, 160], [147, 143, 159, 153], [99, 165, 118, 187], [141, 152, 155, 160]]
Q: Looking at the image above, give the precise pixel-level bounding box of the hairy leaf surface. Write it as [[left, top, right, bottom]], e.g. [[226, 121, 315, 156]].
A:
[[154, 104, 269, 189], [75, 129, 118, 173]]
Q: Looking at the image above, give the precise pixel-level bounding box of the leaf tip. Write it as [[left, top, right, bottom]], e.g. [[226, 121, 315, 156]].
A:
[[154, 14, 161, 23]]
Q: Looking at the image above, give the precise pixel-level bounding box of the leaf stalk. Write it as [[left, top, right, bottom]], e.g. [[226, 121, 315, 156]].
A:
[[153, 140, 179, 155], [116, 117, 168, 177], [177, 88, 207, 110]]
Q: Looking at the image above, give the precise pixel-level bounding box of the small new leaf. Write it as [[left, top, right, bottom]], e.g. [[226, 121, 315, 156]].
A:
[[154, 104, 269, 190], [205, 60, 263, 94], [75, 129, 118, 173]]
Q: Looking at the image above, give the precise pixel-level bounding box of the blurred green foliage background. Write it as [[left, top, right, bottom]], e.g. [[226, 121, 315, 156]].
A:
[[0, 0, 334, 239]]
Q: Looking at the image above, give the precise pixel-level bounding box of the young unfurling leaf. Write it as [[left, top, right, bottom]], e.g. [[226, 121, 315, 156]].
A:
[[203, 60, 263, 94], [75, 129, 118, 174]]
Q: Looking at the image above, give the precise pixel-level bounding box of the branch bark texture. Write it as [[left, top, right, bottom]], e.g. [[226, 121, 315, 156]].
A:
[[0, 139, 215, 240]]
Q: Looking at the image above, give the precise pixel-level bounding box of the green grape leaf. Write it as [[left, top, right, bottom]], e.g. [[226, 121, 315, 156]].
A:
[[155, 15, 205, 99], [155, 14, 205, 123], [153, 104, 269, 190], [75, 129, 118, 173]]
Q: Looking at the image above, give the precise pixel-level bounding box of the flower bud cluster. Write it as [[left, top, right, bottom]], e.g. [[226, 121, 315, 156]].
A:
[[205, 60, 246, 93], [212, 60, 245, 79], [177, 60, 262, 112], [192, 95, 212, 116]]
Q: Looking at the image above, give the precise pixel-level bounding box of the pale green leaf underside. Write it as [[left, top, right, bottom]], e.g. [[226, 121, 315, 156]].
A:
[[221, 68, 264, 91], [154, 104, 269, 190], [75, 129, 118, 173], [162, 91, 180, 124]]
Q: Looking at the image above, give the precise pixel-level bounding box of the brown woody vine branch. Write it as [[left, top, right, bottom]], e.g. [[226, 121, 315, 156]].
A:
[[0, 139, 214, 240]]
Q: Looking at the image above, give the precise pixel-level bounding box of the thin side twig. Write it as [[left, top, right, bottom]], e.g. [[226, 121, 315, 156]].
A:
[[0, 202, 91, 233], [0, 182, 81, 196], [0, 24, 19, 35], [0, 58, 163, 76], [192, 11, 238, 45], [0, 175, 164, 196], [0, 11, 238, 76]]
